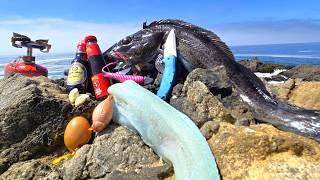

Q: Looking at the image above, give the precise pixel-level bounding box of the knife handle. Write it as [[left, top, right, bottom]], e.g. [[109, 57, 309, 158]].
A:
[[156, 55, 176, 100]]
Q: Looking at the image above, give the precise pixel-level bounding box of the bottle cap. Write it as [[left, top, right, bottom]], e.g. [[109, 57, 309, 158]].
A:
[[77, 40, 86, 52], [84, 35, 97, 43]]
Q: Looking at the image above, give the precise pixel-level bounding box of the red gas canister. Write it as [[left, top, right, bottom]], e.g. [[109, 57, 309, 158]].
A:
[[4, 32, 51, 77], [4, 61, 48, 77]]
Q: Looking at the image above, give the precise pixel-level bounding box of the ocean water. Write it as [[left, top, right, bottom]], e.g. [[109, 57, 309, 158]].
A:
[[231, 42, 320, 65], [1, 42, 320, 79]]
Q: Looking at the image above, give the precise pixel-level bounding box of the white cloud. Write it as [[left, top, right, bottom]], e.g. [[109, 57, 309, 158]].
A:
[[212, 19, 320, 46], [2, 18, 319, 56], [0, 17, 141, 55]]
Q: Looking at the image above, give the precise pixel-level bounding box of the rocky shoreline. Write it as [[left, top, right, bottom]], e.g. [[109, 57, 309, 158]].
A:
[[239, 59, 320, 110], [1, 59, 320, 179]]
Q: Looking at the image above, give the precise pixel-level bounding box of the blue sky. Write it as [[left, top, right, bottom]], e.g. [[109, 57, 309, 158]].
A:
[[1, 0, 320, 55]]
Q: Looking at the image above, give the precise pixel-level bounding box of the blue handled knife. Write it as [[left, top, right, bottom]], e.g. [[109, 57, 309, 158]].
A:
[[156, 29, 177, 100]]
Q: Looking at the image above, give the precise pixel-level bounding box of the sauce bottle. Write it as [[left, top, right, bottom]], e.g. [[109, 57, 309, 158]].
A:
[[66, 40, 89, 92], [85, 35, 111, 99]]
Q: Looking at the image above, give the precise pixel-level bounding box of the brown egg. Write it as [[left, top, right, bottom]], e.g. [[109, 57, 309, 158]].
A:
[[64, 116, 92, 152], [91, 95, 113, 132]]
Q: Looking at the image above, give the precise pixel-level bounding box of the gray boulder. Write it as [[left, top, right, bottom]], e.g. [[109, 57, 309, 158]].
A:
[[281, 65, 320, 81], [62, 125, 172, 179], [238, 58, 293, 73], [0, 74, 96, 174], [238, 58, 263, 72], [0, 159, 61, 180], [0, 74, 172, 179], [170, 68, 255, 128]]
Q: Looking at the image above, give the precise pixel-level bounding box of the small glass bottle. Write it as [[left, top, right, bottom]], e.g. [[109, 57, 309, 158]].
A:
[[65, 40, 89, 92]]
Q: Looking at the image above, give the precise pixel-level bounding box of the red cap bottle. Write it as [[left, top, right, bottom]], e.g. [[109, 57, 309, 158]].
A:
[[86, 35, 111, 99], [84, 35, 97, 43]]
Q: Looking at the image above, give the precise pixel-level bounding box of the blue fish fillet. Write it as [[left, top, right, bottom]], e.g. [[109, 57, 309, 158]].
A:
[[108, 80, 220, 180]]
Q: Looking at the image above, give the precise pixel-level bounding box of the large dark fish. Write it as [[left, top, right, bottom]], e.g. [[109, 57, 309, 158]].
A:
[[104, 19, 320, 142]]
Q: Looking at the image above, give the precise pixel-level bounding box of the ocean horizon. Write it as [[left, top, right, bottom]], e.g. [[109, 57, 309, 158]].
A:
[[1, 42, 320, 79], [231, 42, 320, 65]]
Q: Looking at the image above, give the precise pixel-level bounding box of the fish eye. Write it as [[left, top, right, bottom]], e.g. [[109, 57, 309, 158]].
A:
[[122, 37, 132, 45]]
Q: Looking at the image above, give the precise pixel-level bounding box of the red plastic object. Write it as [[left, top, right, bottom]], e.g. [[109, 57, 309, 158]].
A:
[[84, 35, 97, 43], [4, 61, 48, 77], [103, 72, 144, 84]]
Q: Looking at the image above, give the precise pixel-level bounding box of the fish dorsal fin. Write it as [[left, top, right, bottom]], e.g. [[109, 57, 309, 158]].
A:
[[145, 19, 235, 60]]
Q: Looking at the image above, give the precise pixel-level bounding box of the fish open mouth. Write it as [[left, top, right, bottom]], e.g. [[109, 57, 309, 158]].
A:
[[108, 50, 129, 62]]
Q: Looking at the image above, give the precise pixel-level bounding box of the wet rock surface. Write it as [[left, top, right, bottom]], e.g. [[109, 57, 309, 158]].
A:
[[264, 74, 288, 82]]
